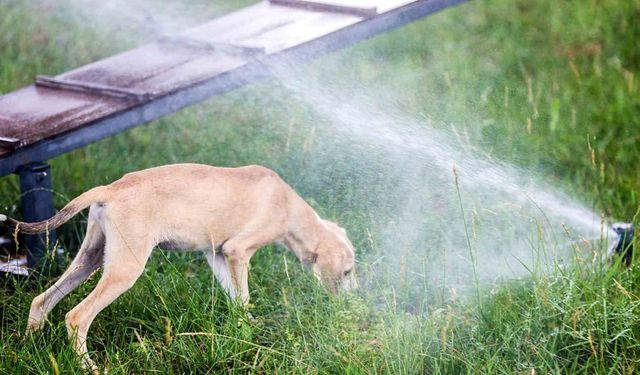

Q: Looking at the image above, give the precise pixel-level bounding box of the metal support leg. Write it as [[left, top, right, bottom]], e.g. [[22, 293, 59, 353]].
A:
[[17, 162, 56, 270]]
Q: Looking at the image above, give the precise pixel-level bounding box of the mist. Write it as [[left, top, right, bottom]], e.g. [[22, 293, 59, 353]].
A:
[[260, 69, 615, 306]]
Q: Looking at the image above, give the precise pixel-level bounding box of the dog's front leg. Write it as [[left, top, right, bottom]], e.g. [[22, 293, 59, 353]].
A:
[[227, 256, 250, 305], [205, 251, 237, 300], [221, 242, 251, 306]]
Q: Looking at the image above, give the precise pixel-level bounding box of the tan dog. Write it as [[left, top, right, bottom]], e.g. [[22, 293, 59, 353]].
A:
[[1, 164, 356, 370]]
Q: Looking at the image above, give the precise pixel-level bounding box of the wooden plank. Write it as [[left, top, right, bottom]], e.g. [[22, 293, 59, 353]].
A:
[[182, 2, 311, 46], [0, 48, 248, 154], [56, 43, 248, 95], [240, 11, 360, 53], [270, 0, 378, 18], [273, 0, 418, 14], [57, 43, 204, 90], [0, 86, 133, 151], [158, 35, 266, 57], [183, 1, 362, 54], [35, 75, 151, 102]]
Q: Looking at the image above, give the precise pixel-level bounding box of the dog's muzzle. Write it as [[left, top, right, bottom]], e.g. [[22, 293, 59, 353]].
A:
[[341, 272, 359, 291]]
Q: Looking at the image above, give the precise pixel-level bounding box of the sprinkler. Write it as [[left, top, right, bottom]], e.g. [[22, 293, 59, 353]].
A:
[[608, 223, 635, 266]]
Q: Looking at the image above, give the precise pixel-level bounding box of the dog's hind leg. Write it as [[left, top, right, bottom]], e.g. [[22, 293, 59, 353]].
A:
[[205, 250, 236, 299], [26, 215, 105, 333], [64, 225, 153, 371]]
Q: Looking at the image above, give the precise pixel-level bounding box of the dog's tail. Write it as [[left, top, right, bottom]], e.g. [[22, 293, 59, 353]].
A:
[[0, 186, 111, 234]]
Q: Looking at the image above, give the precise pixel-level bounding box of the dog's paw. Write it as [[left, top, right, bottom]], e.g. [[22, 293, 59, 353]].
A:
[[24, 321, 43, 337], [246, 311, 256, 322], [80, 355, 100, 375]]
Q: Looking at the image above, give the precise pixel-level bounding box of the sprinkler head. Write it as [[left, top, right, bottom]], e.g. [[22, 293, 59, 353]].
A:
[[609, 223, 634, 266]]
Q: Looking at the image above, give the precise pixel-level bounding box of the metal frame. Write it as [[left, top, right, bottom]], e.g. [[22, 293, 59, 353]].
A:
[[17, 163, 57, 269]]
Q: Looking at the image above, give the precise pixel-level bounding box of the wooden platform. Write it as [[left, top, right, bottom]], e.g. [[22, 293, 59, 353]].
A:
[[0, 0, 467, 176]]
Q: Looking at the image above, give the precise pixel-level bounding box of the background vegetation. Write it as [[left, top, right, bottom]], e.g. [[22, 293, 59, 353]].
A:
[[1, 0, 639, 373]]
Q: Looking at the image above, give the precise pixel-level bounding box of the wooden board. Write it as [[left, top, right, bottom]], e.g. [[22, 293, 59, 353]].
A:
[[181, 1, 363, 54]]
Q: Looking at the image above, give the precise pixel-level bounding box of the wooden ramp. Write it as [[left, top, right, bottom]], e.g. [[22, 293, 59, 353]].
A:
[[0, 0, 466, 269]]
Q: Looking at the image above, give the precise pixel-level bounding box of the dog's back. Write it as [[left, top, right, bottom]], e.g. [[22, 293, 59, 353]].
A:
[[102, 163, 291, 250]]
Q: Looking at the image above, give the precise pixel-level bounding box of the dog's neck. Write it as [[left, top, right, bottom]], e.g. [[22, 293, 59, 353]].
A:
[[282, 195, 325, 265]]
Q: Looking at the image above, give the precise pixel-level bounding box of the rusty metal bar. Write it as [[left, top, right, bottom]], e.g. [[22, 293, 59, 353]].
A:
[[35, 75, 152, 102], [270, 0, 378, 18], [159, 35, 266, 57]]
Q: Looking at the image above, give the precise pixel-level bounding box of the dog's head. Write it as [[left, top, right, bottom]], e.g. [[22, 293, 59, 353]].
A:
[[312, 220, 357, 293]]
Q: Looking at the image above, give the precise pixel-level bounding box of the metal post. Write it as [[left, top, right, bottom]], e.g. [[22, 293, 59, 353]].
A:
[[17, 162, 56, 270]]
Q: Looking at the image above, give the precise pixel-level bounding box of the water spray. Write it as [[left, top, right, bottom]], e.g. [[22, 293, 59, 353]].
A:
[[608, 223, 635, 266]]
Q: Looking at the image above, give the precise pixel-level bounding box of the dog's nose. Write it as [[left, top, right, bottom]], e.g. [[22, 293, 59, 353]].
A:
[[341, 273, 359, 291]]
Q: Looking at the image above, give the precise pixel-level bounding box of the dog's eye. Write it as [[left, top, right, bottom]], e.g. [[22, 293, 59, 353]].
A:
[[343, 269, 352, 276]]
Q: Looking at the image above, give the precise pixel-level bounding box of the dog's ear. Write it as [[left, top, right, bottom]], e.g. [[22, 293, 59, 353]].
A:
[[323, 219, 347, 237], [304, 252, 318, 265]]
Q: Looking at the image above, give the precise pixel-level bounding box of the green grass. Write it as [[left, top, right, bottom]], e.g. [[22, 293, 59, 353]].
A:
[[1, 0, 639, 373]]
